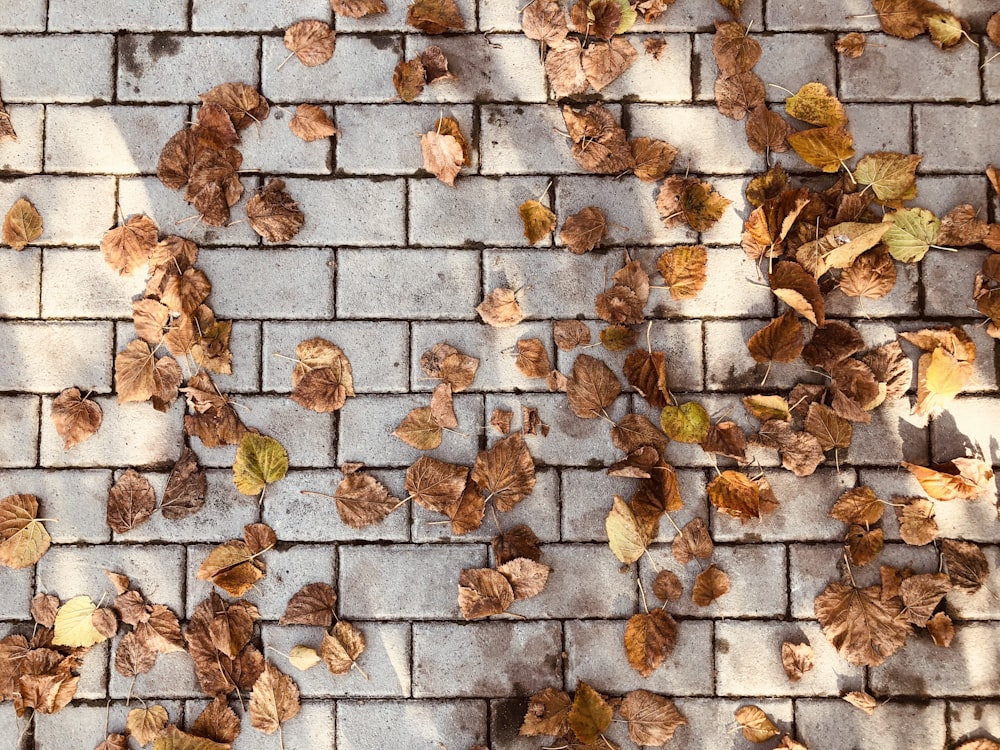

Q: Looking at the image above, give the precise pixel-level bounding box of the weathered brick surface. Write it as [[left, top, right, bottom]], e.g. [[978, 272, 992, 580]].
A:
[[703, 319, 815, 391], [0, 396, 39, 468], [602, 34, 692, 102], [765, 0, 878, 30], [0, 469, 112, 543], [107, 645, 201, 698], [797, 700, 946, 750], [0, 35, 114, 103], [337, 700, 487, 750], [923, 248, 990, 318], [0, 176, 115, 245], [185, 700, 336, 749], [0, 105, 43, 173], [0, 0, 46, 33], [948, 701, 1000, 745], [49, 0, 187, 31], [281, 177, 406, 246], [42, 249, 145, 319], [34, 702, 185, 749], [0, 321, 113, 392], [916, 106, 1000, 174], [237, 106, 334, 175], [191, 0, 331, 31]]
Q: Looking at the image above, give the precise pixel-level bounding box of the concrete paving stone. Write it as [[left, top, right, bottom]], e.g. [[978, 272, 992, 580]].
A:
[[261, 35, 401, 103], [639, 542, 788, 618], [916, 106, 1000, 174], [703, 318, 817, 391], [930, 397, 1000, 465], [787, 542, 938, 619], [263, 468, 412, 541], [0, 176, 115, 245], [413, 621, 561, 697], [0, 396, 39, 468], [49, 0, 187, 31], [693, 33, 835, 106], [339, 543, 488, 620], [913, 174, 989, 218], [561, 467, 708, 543], [409, 320, 554, 391], [0, 105, 43, 173], [490, 698, 553, 750], [564, 619, 715, 695], [0, 248, 39, 319], [842, 103, 914, 163], [556, 174, 698, 246], [410, 175, 552, 247], [337, 699, 487, 750], [75, 639, 109, 699], [984, 39, 1000, 102], [408, 35, 547, 104], [336, 104, 476, 175], [0, 35, 114, 103], [261, 622, 411, 697], [186, 543, 337, 619], [665, 698, 794, 750], [945, 545, 1000, 621], [42, 249, 146, 319], [480, 103, 622, 175], [192, 0, 332, 31], [0, 562, 32, 620], [696, 177, 755, 247], [0, 321, 113, 392], [874, 624, 1000, 695], [118, 35, 260, 103], [0, 469, 112, 544], [118, 176, 260, 247], [923, 247, 991, 317], [236, 105, 334, 175], [263, 320, 408, 394], [845, 396, 930, 466], [34, 702, 185, 750], [765, 0, 883, 30], [109, 640, 201, 699], [196, 247, 335, 318], [484, 393, 629, 468], [112, 468, 260, 543], [412, 467, 559, 543], [338, 392, 483, 467], [280, 177, 406, 246], [627, 104, 764, 175], [712, 469, 856, 543], [716, 620, 864, 697], [639, 0, 764, 31], [948, 701, 1000, 746], [600, 34, 692, 102], [37, 543, 186, 614], [797, 699, 945, 750], [840, 34, 980, 102], [185, 700, 335, 750], [339, 0, 474, 30], [336, 249, 480, 320], [39, 396, 184, 468], [824, 259, 920, 319], [0, 0, 45, 32]]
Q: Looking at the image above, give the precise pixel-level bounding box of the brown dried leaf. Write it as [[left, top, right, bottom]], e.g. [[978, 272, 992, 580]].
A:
[[657, 176, 731, 232], [200, 82, 270, 130], [902, 458, 993, 501], [656, 245, 707, 300], [521, 687, 573, 737], [279, 582, 337, 627], [927, 611, 955, 647], [247, 178, 304, 243], [692, 564, 730, 606], [520, 199, 557, 245], [406, 0, 465, 32], [284, 19, 336, 67], [788, 126, 855, 173], [393, 58, 427, 102], [624, 610, 678, 678], [894, 496, 938, 546], [715, 71, 765, 120], [742, 394, 792, 423], [845, 525, 884, 567], [805, 403, 853, 452], [472, 432, 536, 512], [815, 581, 908, 666], [672, 518, 713, 564], [447, 478, 486, 535], [191, 697, 241, 745], [114, 631, 157, 677], [197, 540, 266, 597], [545, 39, 589, 99], [477, 287, 525, 327], [493, 524, 542, 565], [393, 406, 442, 450], [620, 690, 686, 746], [582, 37, 638, 92], [422, 129, 465, 187], [289, 104, 338, 141], [97, 735, 129, 750], [735, 705, 780, 743], [748, 312, 805, 364], [560, 207, 607, 254], [249, 662, 300, 735], [567, 353, 622, 419], [334, 471, 401, 529], [770, 261, 825, 326], [707, 470, 780, 524], [745, 106, 792, 155], [554, 320, 591, 351], [781, 641, 815, 681], [839, 247, 897, 299], [515, 338, 551, 379], [899, 572, 950, 626], [3, 198, 43, 251], [107, 469, 156, 534], [430, 383, 458, 429], [785, 82, 847, 128], [843, 691, 877, 714], [321, 620, 366, 675], [829, 487, 884, 525], [942, 538, 990, 593], [630, 137, 677, 182], [127, 705, 169, 746], [490, 408, 513, 435], [568, 682, 613, 743], [836, 32, 867, 57], [51, 387, 102, 450], [713, 21, 761, 75], [652, 570, 683, 602], [497, 557, 551, 600], [562, 103, 633, 174], [407, 455, 469, 513], [622, 349, 669, 408], [458, 568, 514, 619], [101, 214, 157, 275]]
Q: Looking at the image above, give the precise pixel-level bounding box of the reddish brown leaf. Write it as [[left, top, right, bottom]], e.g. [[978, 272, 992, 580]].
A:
[[279, 582, 337, 627], [471, 432, 536, 512], [567, 353, 622, 419], [624, 610, 678, 677]]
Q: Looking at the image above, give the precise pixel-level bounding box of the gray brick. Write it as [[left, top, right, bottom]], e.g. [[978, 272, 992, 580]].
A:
[[184, 701, 335, 750], [0, 105, 43, 173], [0, 564, 32, 620], [704, 319, 815, 391], [281, 177, 406, 246], [666, 698, 794, 750], [712, 469, 855, 543], [118, 35, 260, 103], [923, 248, 990, 317], [628, 104, 763, 174], [410, 176, 551, 247], [0, 396, 38, 468], [38, 397, 185, 468], [34, 702, 185, 749], [840, 34, 980, 102], [694, 33, 835, 106], [484, 393, 629, 467], [946, 545, 1000, 621], [338, 393, 483, 467], [192, 0, 331, 31], [41, 249, 145, 319], [338, 0, 474, 31], [0, 469, 111, 544], [261, 35, 401, 103], [985, 39, 1000, 102], [788, 543, 938, 619], [112, 468, 259, 543], [0, 35, 113, 103], [844, 103, 914, 162], [0, 248, 39, 319], [0, 176, 115, 245], [0, 321, 112, 392], [336, 249, 480, 320], [263, 321, 410, 394], [825, 259, 920, 318], [409, 35, 547, 103], [339, 544, 488, 620], [337, 700, 486, 750], [600, 34, 691, 102], [118, 176, 260, 247], [948, 701, 1000, 745], [511, 543, 637, 618], [412, 467, 559, 544], [197, 247, 334, 319], [190, 394, 335, 468], [914, 175, 989, 218], [765, 0, 880, 30], [564, 619, 715, 695], [489, 698, 547, 750], [931, 396, 1000, 464], [556, 174, 698, 246], [336, 104, 476, 175], [0, 0, 46, 32], [846, 396, 930, 466], [49, 0, 187, 31], [413, 621, 561, 697], [641, 0, 764, 31], [696, 177, 753, 247], [238, 106, 334, 175], [409, 321, 553, 391], [716, 620, 863, 696], [263, 468, 411, 542], [37, 544, 186, 614], [108, 643, 201, 699], [916, 106, 1000, 173], [640, 543, 787, 617], [797, 700, 945, 750], [186, 544, 336, 620], [73, 640, 109, 699], [262, 622, 410, 697]]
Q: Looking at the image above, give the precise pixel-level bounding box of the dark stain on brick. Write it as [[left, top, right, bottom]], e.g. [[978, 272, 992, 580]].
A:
[[717, 638, 729, 654], [492, 697, 530, 741], [368, 35, 399, 52], [119, 36, 142, 79], [149, 35, 181, 61]]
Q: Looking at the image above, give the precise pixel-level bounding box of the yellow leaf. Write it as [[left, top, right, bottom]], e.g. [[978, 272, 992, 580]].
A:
[[53, 595, 110, 648], [233, 433, 289, 496], [289, 645, 321, 671], [519, 199, 557, 245], [787, 126, 854, 172], [784, 82, 847, 127], [854, 152, 921, 202], [126, 705, 169, 746], [605, 495, 649, 564]]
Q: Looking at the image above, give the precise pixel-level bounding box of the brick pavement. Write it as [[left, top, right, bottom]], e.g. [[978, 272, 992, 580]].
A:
[[1, 0, 1000, 748]]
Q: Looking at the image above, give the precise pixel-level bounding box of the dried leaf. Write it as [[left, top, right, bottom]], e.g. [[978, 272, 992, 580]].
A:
[[521, 687, 572, 737], [715, 71, 765, 120], [289, 104, 338, 141], [247, 179, 304, 243], [560, 207, 607, 254], [745, 106, 792, 155], [158, 447, 207, 520], [472, 432, 536, 512], [422, 129, 465, 187], [839, 247, 897, 299], [657, 176, 731, 232], [515, 338, 551, 379], [902, 458, 993, 501], [393, 58, 427, 102], [191, 697, 241, 745], [490, 408, 513, 434], [605, 495, 650, 564], [672, 518, 713, 564], [562, 103, 633, 174], [567, 353, 621, 419], [3, 198, 43, 251], [785, 82, 847, 128], [249, 662, 301, 735], [493, 524, 542, 565], [742, 394, 792, 423], [781, 642, 815, 681], [406, 0, 465, 32], [106, 469, 156, 534], [836, 32, 867, 57], [652, 570, 683, 602], [233, 433, 288, 496], [50, 387, 102, 450], [941, 538, 990, 593], [582, 37, 637, 92], [97, 735, 129, 750], [814, 581, 908, 666], [788, 126, 855, 173], [927, 612, 955, 647], [458, 568, 514, 619], [568, 682, 613, 744], [707, 470, 779, 524], [829, 487, 884, 525], [713, 21, 761, 75], [394, 406, 443, 450], [895, 497, 938, 546], [854, 152, 921, 202], [545, 39, 589, 99], [522, 0, 569, 45], [631, 137, 678, 182], [284, 20, 336, 67], [101, 214, 157, 275], [659, 402, 710, 444], [899, 572, 950, 626], [845, 525, 884, 567], [114, 631, 157, 677], [554, 320, 591, 351], [477, 287, 525, 327], [842, 691, 877, 715], [692, 564, 730, 606], [200, 82, 270, 130], [321, 620, 366, 675], [0, 97, 15, 142], [748, 312, 805, 364], [735, 705, 780, 743], [197, 540, 266, 597], [407, 455, 469, 513], [332, 0, 387, 17], [280, 583, 337, 627], [497, 557, 551, 600], [770, 261, 825, 327], [656, 245, 707, 300], [127, 705, 169, 746], [334, 471, 401, 529], [53, 595, 109, 648]]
